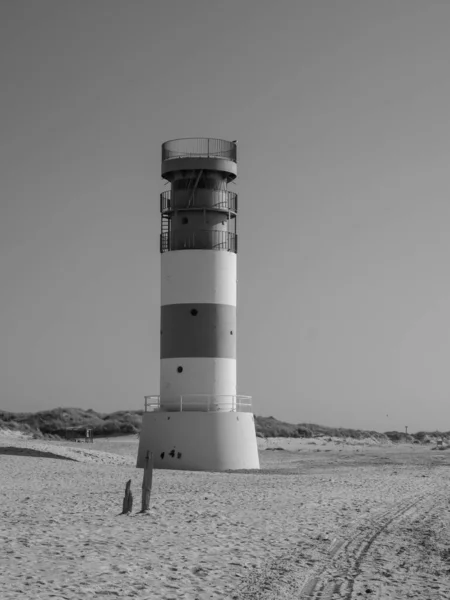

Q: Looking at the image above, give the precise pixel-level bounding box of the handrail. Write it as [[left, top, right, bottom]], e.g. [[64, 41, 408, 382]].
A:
[[144, 394, 252, 413], [162, 138, 237, 162], [160, 230, 237, 253], [160, 190, 238, 214]]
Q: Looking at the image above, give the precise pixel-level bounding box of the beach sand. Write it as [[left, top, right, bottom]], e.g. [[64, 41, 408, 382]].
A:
[[1, 432, 449, 599]]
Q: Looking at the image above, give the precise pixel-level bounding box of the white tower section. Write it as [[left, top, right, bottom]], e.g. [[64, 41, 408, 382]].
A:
[[137, 138, 260, 471]]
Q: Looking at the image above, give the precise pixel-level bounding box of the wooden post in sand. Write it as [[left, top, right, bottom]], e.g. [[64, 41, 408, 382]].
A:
[[140, 450, 153, 513], [121, 479, 133, 514]]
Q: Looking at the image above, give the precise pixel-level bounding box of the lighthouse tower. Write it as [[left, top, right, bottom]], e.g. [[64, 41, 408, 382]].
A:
[[137, 138, 260, 471]]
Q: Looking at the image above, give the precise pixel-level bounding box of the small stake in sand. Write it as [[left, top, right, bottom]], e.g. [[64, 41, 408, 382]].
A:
[[140, 450, 153, 514], [121, 479, 133, 515]]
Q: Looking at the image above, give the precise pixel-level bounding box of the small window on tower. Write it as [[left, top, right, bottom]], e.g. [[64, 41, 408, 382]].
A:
[[177, 366, 183, 373], [182, 217, 189, 225], [190, 309, 198, 316]]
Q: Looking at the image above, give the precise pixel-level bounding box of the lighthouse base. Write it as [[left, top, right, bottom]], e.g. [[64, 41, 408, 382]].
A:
[[136, 411, 260, 471]]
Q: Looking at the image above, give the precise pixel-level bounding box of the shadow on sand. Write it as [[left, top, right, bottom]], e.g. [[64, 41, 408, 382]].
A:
[[0, 447, 77, 461]]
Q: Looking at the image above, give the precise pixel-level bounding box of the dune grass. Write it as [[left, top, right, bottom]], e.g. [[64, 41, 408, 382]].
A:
[[0, 407, 448, 444], [0, 407, 143, 439]]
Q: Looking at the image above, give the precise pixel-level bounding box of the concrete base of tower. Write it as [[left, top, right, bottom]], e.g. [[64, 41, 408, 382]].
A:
[[136, 411, 260, 471]]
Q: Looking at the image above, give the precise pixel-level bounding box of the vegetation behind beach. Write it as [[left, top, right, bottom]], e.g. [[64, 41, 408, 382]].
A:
[[0, 407, 448, 444]]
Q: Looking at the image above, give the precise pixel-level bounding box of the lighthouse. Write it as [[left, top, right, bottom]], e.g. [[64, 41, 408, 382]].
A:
[[137, 138, 260, 471]]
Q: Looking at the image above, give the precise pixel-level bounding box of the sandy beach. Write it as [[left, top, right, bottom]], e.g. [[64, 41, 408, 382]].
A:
[[1, 432, 450, 599]]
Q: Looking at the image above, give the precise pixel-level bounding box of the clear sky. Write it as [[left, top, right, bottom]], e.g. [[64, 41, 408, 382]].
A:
[[2, 0, 450, 433]]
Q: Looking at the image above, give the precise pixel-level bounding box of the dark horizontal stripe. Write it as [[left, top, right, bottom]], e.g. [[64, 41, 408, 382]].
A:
[[161, 303, 236, 359]]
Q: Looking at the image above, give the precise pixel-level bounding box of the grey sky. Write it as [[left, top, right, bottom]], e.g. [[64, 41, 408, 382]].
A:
[[2, 0, 450, 432]]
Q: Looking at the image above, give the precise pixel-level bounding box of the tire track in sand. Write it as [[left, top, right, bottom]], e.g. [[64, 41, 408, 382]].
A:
[[299, 492, 433, 599]]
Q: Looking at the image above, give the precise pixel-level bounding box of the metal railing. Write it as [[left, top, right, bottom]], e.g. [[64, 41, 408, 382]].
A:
[[160, 190, 238, 214], [162, 138, 237, 162], [144, 395, 252, 413], [160, 230, 237, 253]]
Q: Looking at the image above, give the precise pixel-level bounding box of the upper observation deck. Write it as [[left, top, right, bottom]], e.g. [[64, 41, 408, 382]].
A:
[[161, 138, 237, 181]]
